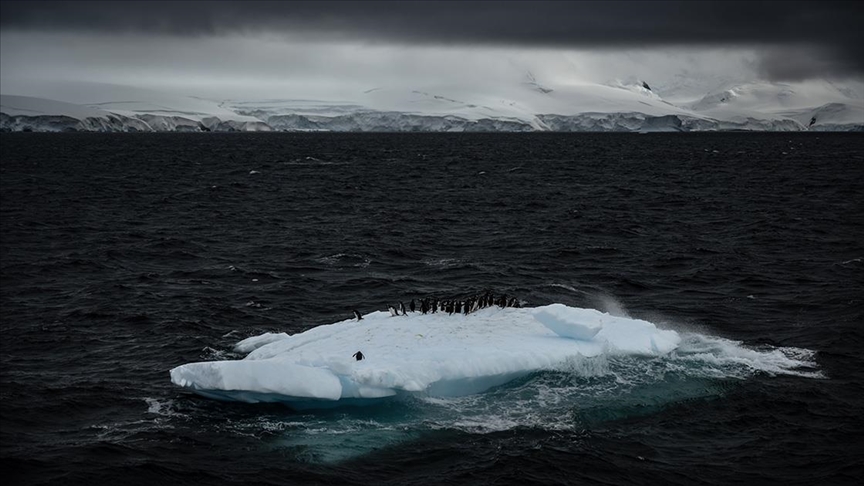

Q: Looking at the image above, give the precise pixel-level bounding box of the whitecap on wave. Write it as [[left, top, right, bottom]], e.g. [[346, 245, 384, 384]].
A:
[[314, 253, 371, 268]]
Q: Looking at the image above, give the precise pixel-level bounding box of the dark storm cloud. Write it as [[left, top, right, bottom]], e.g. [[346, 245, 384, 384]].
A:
[[2, 1, 862, 79], [756, 46, 863, 82]]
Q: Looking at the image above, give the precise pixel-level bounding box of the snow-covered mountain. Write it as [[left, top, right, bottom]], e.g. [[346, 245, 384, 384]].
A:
[[1, 82, 271, 132], [2, 77, 861, 132], [0, 95, 150, 132]]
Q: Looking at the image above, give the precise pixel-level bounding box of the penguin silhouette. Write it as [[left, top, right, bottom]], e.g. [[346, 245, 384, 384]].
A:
[[352, 351, 365, 361]]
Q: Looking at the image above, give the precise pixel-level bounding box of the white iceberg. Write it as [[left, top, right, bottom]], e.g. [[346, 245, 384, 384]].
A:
[[170, 303, 681, 408]]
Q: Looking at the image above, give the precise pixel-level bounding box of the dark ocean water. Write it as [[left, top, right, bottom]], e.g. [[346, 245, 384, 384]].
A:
[[1, 133, 863, 485]]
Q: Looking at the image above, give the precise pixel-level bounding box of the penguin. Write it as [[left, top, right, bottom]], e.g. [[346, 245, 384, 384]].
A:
[[399, 301, 408, 316], [410, 299, 416, 313], [388, 305, 399, 317], [431, 300, 438, 313], [420, 299, 428, 314], [352, 351, 365, 361], [353, 310, 363, 321], [455, 301, 462, 314], [463, 301, 470, 315]]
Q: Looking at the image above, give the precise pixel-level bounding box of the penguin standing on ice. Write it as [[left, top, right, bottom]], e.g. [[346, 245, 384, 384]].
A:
[[353, 310, 363, 321], [399, 301, 408, 316], [410, 299, 416, 313], [353, 351, 365, 361], [388, 305, 399, 316]]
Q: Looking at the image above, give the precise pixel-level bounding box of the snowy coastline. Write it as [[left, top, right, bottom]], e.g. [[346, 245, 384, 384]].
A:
[[3, 78, 862, 132]]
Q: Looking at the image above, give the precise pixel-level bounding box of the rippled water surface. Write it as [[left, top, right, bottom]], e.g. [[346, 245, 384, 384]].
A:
[[2, 133, 863, 485]]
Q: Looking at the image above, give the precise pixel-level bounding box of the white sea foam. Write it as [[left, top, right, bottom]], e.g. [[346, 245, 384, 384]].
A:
[[144, 397, 180, 417], [671, 334, 823, 379]]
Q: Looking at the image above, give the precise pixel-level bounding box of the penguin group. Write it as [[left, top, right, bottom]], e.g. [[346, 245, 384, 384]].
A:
[[380, 291, 521, 318], [349, 292, 521, 361]]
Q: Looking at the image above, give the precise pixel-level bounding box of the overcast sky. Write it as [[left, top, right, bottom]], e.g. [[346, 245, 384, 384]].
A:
[[1, 1, 862, 100]]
